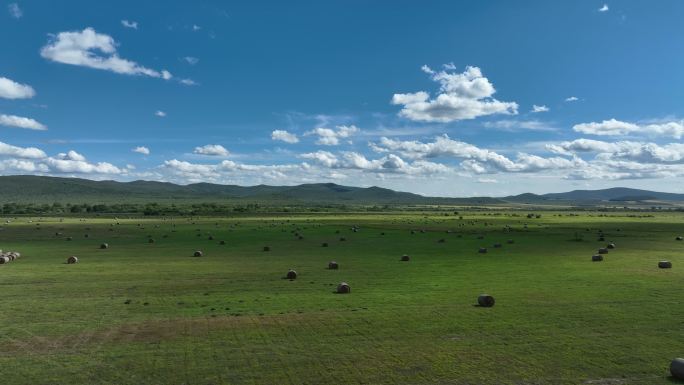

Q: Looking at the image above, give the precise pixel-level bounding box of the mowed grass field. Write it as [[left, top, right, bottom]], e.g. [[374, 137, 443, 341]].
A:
[[0, 212, 683, 385]]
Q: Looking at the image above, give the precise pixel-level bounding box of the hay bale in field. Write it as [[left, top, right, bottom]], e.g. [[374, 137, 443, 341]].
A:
[[676, 236, 683, 241], [84, 234, 89, 238], [339, 237, 346, 241], [66, 237, 72, 241], [401, 254, 410, 261], [658, 261, 672, 269], [607, 243, 615, 249], [438, 238, 446, 243], [322, 242, 329, 247], [478, 247, 488, 254], [381, 232, 385, 236], [100, 243, 109, 249], [598, 248, 608, 254], [477, 294, 495, 307], [0, 256, 9, 264], [493, 243, 502, 248], [592, 254, 603, 262], [193, 250, 203, 257], [263, 246, 271, 252], [67, 256, 78, 264], [336, 282, 351, 294], [671, 358, 684, 380], [286, 269, 297, 279], [208, 235, 214, 240], [328, 261, 339, 270], [219, 240, 226, 245], [507, 239, 514, 244], [148, 238, 155, 243]]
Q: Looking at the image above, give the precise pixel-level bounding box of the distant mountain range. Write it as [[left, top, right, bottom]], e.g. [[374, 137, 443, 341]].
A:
[[1, 175, 683, 205]]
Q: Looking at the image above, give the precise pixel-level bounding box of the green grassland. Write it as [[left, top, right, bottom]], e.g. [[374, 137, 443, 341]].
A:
[[0, 212, 683, 384]]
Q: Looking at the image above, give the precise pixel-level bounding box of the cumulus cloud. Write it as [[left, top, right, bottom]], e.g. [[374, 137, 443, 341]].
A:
[[121, 20, 138, 29], [0, 76, 36, 99], [573, 118, 684, 138], [391, 65, 518, 123], [271, 130, 299, 144], [7, 3, 21, 18], [565, 96, 579, 102], [132, 146, 150, 155], [40, 28, 172, 79], [548, 139, 684, 164], [0, 114, 47, 130], [370, 135, 580, 174], [300, 150, 449, 175], [306, 125, 359, 145], [531, 104, 549, 113], [0, 141, 47, 159], [193, 144, 230, 157], [155, 110, 166, 117], [599, 4, 609, 12]]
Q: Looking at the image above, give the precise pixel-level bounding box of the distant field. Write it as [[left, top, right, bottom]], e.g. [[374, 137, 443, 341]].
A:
[[0, 212, 682, 384]]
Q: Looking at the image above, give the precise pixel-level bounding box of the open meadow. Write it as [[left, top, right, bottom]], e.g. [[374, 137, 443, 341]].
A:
[[0, 211, 683, 385]]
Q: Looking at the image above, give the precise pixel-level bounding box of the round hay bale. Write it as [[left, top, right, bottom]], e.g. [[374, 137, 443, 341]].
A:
[[671, 358, 684, 380], [507, 239, 514, 244], [286, 269, 297, 279], [658, 261, 672, 269], [676, 236, 683, 241], [100, 243, 109, 249], [148, 238, 155, 243], [477, 294, 495, 307], [66, 237, 72, 241], [193, 250, 203, 257], [336, 282, 351, 294], [478, 247, 488, 254], [0, 256, 9, 264], [598, 247, 609, 254], [219, 240, 226, 245], [607, 243, 615, 249], [401, 254, 410, 262], [84, 234, 89, 238], [322, 242, 329, 247], [67, 256, 78, 264], [328, 261, 339, 270], [493, 243, 502, 248], [592, 254, 603, 262], [263, 246, 271, 252], [208, 235, 214, 240]]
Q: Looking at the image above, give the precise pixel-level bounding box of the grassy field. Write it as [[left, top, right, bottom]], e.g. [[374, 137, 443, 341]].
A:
[[0, 211, 683, 385]]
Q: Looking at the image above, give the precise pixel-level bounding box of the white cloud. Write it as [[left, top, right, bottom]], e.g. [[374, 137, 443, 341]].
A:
[[179, 78, 198, 86], [7, 3, 21, 18], [0, 77, 36, 99], [271, 130, 299, 144], [40, 28, 172, 79], [370, 135, 579, 174], [132, 146, 150, 155], [0, 159, 48, 173], [391, 65, 518, 123], [56, 150, 87, 162], [573, 118, 684, 138], [121, 20, 138, 29], [0, 141, 47, 159], [193, 144, 230, 157], [477, 178, 498, 184], [482, 119, 556, 132], [531, 104, 549, 113], [183, 56, 199, 65], [306, 125, 359, 146], [155, 110, 166, 117], [0, 114, 47, 130], [599, 4, 609, 12], [192, 24, 201, 31], [548, 139, 684, 164], [299, 151, 338, 167], [565, 96, 579, 102], [46, 157, 122, 174]]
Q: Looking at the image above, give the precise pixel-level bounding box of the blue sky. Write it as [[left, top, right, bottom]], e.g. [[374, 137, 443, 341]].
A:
[[1, 1, 684, 196]]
